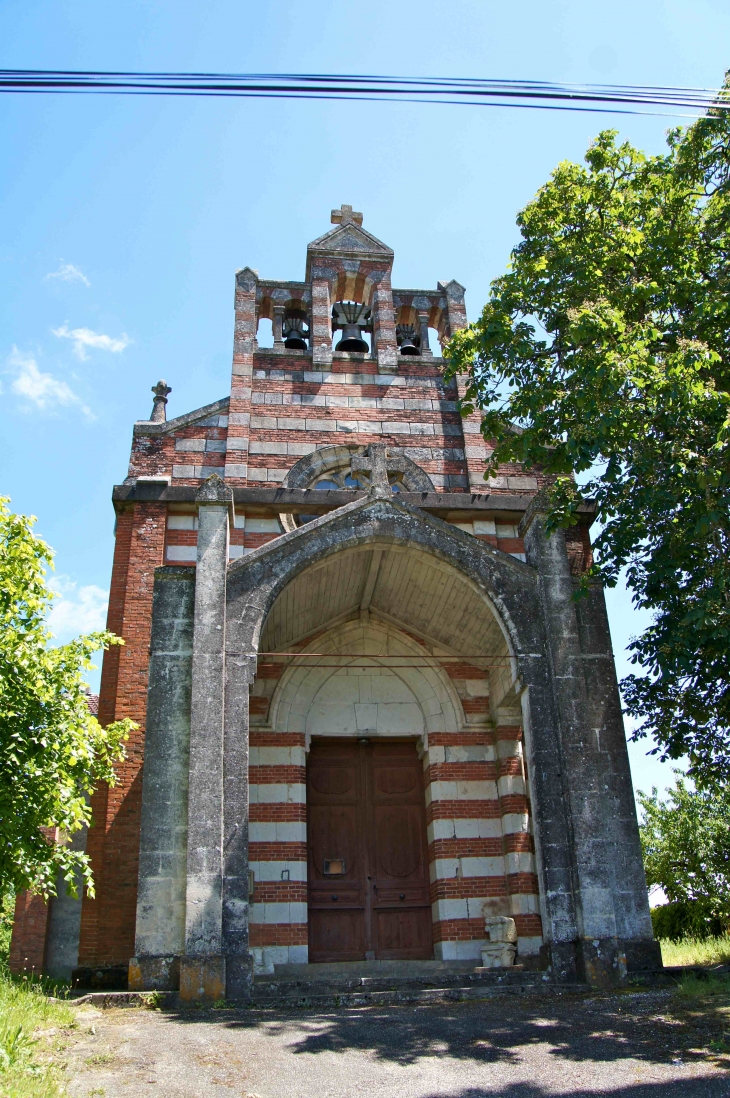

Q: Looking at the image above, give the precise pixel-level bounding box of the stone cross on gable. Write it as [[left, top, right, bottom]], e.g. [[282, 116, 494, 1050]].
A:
[[331, 203, 363, 227], [351, 444, 402, 497]]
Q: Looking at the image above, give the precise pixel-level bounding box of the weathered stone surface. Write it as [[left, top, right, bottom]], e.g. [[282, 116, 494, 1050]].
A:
[[44, 821, 88, 981], [185, 500, 229, 958], [133, 567, 194, 982]]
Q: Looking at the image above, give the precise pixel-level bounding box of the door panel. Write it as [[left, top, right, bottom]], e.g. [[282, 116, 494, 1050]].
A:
[[368, 742, 432, 960], [307, 741, 364, 963], [307, 738, 432, 963]]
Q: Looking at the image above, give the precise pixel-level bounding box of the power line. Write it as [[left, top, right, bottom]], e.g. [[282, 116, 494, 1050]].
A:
[[0, 70, 727, 117]]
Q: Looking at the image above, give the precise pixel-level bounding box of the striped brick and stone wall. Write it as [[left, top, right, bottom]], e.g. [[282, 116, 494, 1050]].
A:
[[239, 615, 542, 974]]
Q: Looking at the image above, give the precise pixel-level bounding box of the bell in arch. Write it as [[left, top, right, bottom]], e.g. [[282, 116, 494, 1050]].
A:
[[283, 311, 309, 350], [396, 324, 420, 356], [333, 301, 371, 353]]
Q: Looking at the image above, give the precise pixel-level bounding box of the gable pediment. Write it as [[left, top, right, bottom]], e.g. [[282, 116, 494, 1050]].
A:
[[307, 222, 393, 258]]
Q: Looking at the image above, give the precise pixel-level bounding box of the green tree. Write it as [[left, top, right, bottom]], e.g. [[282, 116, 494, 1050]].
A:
[[446, 77, 730, 785], [639, 775, 730, 931], [0, 497, 132, 899]]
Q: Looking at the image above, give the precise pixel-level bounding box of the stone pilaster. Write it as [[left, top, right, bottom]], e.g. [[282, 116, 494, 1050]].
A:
[[455, 373, 494, 493], [182, 475, 233, 1001], [224, 268, 257, 484], [520, 497, 661, 985], [129, 567, 195, 992], [442, 283, 491, 492], [370, 271, 398, 372], [311, 271, 333, 366], [440, 278, 468, 336], [222, 651, 256, 999]]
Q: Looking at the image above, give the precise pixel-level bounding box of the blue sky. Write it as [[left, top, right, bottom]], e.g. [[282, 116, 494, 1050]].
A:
[[1, 0, 728, 803]]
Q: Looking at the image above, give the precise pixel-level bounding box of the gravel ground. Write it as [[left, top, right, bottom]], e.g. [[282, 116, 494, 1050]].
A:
[[64, 988, 730, 1097]]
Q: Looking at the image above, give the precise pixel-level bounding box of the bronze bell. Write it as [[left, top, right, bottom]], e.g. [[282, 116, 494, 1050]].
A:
[[338, 324, 369, 352], [333, 301, 371, 353], [397, 324, 420, 355], [283, 316, 309, 350]]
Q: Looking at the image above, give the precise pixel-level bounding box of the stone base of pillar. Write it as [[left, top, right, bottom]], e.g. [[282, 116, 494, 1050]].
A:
[[179, 955, 226, 1003], [377, 351, 398, 374], [577, 937, 663, 988], [225, 952, 254, 1001], [128, 954, 180, 991], [540, 938, 663, 987]]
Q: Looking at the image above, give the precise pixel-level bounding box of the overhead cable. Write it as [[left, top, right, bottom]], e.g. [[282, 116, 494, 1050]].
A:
[[0, 70, 727, 117]]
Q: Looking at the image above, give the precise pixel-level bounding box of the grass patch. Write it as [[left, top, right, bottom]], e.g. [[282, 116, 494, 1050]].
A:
[[0, 966, 76, 1097], [0, 891, 15, 965], [84, 1051, 115, 1066], [660, 934, 730, 968], [676, 971, 730, 999]]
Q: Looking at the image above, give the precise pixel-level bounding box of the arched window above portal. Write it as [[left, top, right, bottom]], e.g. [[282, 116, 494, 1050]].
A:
[[278, 445, 434, 529]]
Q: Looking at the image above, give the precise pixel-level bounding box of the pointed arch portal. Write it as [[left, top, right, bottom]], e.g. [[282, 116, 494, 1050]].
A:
[[132, 492, 660, 999]]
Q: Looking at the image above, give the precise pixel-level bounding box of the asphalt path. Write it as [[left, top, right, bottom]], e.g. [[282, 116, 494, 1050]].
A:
[[65, 988, 730, 1097]]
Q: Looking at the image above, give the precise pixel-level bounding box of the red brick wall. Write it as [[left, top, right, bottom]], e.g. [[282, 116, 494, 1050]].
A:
[[78, 501, 167, 967], [8, 892, 48, 976]]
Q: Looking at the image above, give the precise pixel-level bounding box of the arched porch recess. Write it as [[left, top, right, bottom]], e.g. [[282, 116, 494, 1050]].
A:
[[148, 486, 657, 1002], [219, 498, 570, 988]]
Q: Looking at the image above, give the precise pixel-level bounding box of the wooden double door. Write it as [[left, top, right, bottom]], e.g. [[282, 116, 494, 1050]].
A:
[[307, 738, 433, 963]]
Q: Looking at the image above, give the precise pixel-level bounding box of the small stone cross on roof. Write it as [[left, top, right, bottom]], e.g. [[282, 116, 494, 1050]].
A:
[[351, 444, 391, 497], [331, 204, 363, 227]]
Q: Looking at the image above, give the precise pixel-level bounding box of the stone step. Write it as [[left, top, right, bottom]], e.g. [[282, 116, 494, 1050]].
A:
[[253, 969, 537, 998], [254, 959, 537, 995], [250, 978, 586, 1009]]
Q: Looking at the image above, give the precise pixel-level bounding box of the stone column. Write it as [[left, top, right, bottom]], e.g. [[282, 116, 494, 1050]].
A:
[[272, 304, 285, 350], [128, 567, 195, 992], [310, 268, 333, 366], [222, 652, 256, 999], [224, 267, 257, 485], [520, 498, 661, 986], [180, 474, 233, 1002], [417, 311, 432, 358], [370, 271, 398, 372]]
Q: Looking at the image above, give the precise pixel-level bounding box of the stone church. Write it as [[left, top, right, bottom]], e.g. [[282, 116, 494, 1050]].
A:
[[11, 205, 660, 999]]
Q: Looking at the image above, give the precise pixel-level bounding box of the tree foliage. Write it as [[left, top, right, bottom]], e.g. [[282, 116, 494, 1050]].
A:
[[446, 78, 730, 784], [0, 498, 132, 898], [639, 775, 730, 932]]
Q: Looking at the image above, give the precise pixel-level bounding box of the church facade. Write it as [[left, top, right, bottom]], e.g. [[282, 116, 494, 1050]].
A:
[[11, 206, 660, 998]]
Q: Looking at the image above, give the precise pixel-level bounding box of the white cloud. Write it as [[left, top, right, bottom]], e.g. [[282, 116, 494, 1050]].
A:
[[47, 577, 109, 643], [52, 324, 130, 361], [45, 262, 91, 287], [7, 346, 93, 418]]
